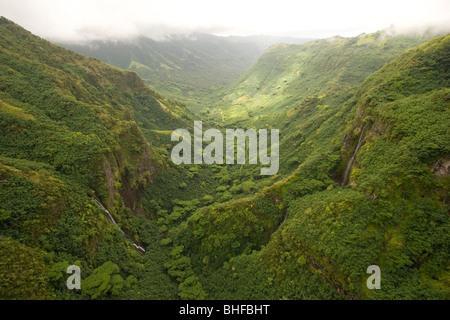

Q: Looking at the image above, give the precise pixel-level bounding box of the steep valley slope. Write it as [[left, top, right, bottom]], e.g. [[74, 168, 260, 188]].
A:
[[0, 17, 190, 299]]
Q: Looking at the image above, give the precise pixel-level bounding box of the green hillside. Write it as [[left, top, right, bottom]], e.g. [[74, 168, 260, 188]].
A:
[[212, 32, 433, 122], [61, 34, 311, 113], [173, 34, 449, 299], [0, 17, 191, 299]]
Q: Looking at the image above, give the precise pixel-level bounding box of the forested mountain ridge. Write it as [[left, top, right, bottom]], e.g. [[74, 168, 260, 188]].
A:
[[175, 34, 449, 299], [0, 16, 194, 211], [0, 17, 190, 299], [212, 31, 437, 123], [61, 34, 312, 112]]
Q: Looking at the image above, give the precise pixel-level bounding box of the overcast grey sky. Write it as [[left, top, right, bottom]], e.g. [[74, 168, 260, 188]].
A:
[[0, 0, 449, 42]]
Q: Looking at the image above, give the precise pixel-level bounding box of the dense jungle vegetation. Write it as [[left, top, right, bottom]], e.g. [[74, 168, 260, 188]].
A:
[[0, 17, 448, 300]]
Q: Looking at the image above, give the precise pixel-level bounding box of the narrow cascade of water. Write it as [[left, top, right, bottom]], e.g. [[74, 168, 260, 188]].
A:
[[341, 125, 367, 186], [92, 198, 146, 254]]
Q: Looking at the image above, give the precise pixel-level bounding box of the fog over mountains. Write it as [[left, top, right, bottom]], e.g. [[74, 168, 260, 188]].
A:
[[60, 34, 313, 110]]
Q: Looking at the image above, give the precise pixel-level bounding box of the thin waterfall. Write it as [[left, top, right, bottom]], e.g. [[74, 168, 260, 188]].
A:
[[92, 198, 146, 254], [93, 199, 119, 227], [341, 125, 367, 186]]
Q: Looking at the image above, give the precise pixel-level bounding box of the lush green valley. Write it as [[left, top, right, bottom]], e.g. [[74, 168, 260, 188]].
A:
[[61, 34, 311, 113], [167, 32, 450, 299], [0, 16, 448, 300]]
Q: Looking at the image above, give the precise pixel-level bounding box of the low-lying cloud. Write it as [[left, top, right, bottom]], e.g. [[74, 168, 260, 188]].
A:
[[0, 0, 449, 43]]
